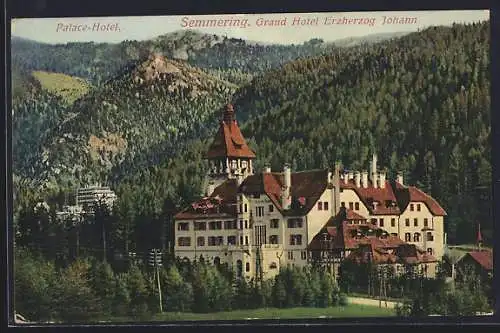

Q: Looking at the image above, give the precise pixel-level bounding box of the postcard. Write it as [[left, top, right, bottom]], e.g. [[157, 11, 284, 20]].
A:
[[9, 9, 492, 324]]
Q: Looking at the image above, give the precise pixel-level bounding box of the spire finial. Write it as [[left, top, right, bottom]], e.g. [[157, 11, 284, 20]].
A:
[[223, 103, 235, 123]]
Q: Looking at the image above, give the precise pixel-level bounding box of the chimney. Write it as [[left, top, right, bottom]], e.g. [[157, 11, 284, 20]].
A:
[[207, 182, 216, 196], [332, 162, 341, 214], [348, 171, 354, 181], [379, 170, 386, 189], [281, 163, 292, 210], [264, 163, 271, 173], [397, 171, 404, 185], [361, 171, 369, 188], [355, 171, 361, 188], [371, 153, 377, 187], [343, 172, 349, 184]]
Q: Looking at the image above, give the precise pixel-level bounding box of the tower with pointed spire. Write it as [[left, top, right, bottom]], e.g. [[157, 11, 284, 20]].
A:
[[204, 104, 256, 195]]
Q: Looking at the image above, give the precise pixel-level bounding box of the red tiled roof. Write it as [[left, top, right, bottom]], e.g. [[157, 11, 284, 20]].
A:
[[346, 209, 367, 220], [205, 104, 256, 159], [340, 180, 401, 215], [175, 179, 238, 220], [392, 182, 446, 216], [240, 169, 329, 216], [466, 251, 493, 271], [347, 242, 437, 265]]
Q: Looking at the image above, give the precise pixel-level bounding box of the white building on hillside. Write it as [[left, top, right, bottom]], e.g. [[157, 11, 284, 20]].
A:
[[174, 104, 446, 280]]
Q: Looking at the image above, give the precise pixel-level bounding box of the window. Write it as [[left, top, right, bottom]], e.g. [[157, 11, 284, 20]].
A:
[[245, 220, 248, 229], [177, 222, 189, 231], [270, 219, 280, 228], [239, 204, 243, 213], [413, 233, 420, 242], [288, 251, 294, 260], [410, 204, 414, 211], [240, 236, 243, 245], [246, 262, 250, 272], [379, 218, 384, 227], [405, 233, 411, 242], [256, 206, 264, 217], [391, 218, 396, 227], [244, 204, 248, 212], [301, 251, 307, 260], [227, 236, 236, 245], [414, 218, 418, 227], [341, 202, 346, 208], [237, 260, 243, 277], [427, 248, 433, 255], [269, 235, 279, 244], [424, 218, 429, 227], [245, 236, 249, 245], [197, 237, 205, 246], [318, 202, 323, 210], [287, 218, 303, 228], [224, 220, 237, 229], [239, 220, 243, 230], [371, 218, 377, 225], [324, 202, 329, 210], [417, 204, 421, 211], [349, 202, 354, 210], [405, 218, 410, 227], [426, 232, 434, 241], [194, 222, 206, 230], [355, 202, 359, 210], [209, 221, 222, 230], [269, 205, 274, 213], [208, 236, 223, 246], [290, 234, 302, 245], [178, 237, 191, 246]]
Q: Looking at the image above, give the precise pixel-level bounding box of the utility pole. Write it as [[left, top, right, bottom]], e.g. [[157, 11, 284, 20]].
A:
[[149, 248, 163, 313]]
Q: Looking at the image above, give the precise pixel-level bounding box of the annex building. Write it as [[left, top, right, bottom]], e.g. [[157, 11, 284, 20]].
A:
[[174, 104, 447, 280]]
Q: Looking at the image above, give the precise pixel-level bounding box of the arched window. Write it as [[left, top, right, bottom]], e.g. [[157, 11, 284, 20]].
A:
[[236, 260, 243, 277], [245, 262, 250, 272], [214, 257, 221, 266], [413, 232, 420, 242]]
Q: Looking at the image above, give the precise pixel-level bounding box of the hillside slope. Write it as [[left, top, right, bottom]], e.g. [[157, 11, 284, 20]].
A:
[[34, 54, 237, 188]]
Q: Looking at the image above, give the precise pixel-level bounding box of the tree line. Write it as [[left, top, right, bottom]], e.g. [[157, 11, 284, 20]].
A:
[[14, 246, 346, 323]]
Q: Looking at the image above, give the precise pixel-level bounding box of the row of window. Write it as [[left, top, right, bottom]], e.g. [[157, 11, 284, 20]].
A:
[[404, 218, 430, 228], [178, 235, 249, 247], [179, 218, 304, 231], [288, 251, 308, 260], [404, 232, 434, 242], [178, 234, 303, 247], [341, 201, 360, 211], [410, 203, 422, 212], [366, 217, 431, 228], [317, 201, 329, 211]]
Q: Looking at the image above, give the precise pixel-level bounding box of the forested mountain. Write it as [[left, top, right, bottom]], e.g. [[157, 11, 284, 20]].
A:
[[12, 22, 491, 252], [24, 54, 238, 190], [11, 30, 406, 87], [112, 22, 491, 246]]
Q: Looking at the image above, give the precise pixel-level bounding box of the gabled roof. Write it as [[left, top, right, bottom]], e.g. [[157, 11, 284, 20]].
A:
[[392, 182, 446, 216], [340, 179, 401, 215], [174, 179, 238, 220], [205, 104, 256, 159], [348, 242, 437, 265], [461, 250, 493, 271], [239, 169, 329, 216]]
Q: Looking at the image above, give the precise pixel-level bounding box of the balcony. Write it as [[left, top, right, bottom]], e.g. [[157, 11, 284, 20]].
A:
[[262, 244, 282, 250]]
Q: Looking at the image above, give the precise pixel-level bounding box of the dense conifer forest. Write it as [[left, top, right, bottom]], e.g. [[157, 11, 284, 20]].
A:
[[10, 21, 492, 321]]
